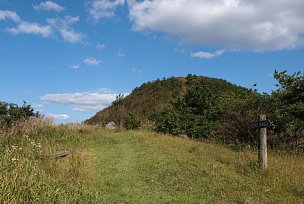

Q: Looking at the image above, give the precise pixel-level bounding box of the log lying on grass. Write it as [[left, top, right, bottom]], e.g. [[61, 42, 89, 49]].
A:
[[38, 150, 69, 159]]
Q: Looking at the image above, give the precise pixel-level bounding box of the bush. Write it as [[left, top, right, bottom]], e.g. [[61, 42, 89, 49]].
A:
[[150, 109, 181, 135], [124, 112, 141, 130]]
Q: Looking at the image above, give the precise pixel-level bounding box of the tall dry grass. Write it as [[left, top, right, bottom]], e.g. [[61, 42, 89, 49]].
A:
[[0, 117, 100, 203], [0, 117, 53, 143]]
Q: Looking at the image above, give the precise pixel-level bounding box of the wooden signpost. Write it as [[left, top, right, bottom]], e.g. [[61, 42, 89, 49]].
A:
[[249, 115, 269, 169]]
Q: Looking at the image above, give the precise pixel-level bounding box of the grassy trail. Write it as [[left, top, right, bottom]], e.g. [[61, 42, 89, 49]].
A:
[[1, 128, 303, 203], [82, 130, 304, 203]]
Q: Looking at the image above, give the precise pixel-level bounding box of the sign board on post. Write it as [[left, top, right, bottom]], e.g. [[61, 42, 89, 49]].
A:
[[249, 115, 268, 169], [259, 115, 267, 169], [249, 120, 270, 130]]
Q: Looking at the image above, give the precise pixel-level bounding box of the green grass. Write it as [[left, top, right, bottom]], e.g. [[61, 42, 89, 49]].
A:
[[1, 127, 304, 203]]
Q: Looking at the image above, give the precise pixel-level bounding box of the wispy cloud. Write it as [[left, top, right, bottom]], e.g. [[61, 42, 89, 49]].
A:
[[88, 0, 124, 22], [83, 57, 101, 66], [70, 64, 80, 69], [1, 10, 85, 43], [59, 28, 86, 43], [116, 49, 125, 57], [0, 10, 21, 22], [1, 9, 52, 37], [130, 67, 143, 74], [41, 89, 128, 112], [33, 1, 65, 12], [191, 50, 225, 59], [7, 22, 52, 37], [96, 43, 106, 49], [47, 16, 86, 43]]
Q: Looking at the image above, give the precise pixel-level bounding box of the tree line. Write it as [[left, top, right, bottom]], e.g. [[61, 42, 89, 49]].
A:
[[96, 71, 303, 151], [150, 71, 303, 151]]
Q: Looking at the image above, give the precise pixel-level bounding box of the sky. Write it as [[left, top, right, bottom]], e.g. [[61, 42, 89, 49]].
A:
[[0, 0, 303, 123]]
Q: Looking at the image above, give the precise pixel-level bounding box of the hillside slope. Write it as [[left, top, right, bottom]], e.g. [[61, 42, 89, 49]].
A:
[[85, 75, 248, 126]]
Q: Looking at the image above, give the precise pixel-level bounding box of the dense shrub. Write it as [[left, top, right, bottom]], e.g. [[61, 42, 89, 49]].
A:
[[150, 76, 221, 138], [150, 109, 181, 135], [124, 112, 142, 130]]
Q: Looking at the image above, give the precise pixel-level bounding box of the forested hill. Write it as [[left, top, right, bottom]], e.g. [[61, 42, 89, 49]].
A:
[[85, 74, 250, 126]]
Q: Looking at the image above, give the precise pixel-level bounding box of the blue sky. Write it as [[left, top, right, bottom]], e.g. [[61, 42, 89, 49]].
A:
[[0, 0, 303, 123]]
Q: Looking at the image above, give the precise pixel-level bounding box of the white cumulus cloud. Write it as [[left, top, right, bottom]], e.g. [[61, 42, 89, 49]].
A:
[[47, 113, 69, 120], [191, 50, 225, 59], [88, 0, 125, 21], [33, 1, 65, 12], [83, 57, 102, 66], [128, 0, 304, 51], [41, 89, 128, 112]]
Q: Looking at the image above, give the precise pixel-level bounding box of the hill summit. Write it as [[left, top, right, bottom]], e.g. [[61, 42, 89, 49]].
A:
[[85, 74, 249, 127]]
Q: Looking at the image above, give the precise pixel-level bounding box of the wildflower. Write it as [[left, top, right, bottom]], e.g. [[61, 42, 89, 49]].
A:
[[11, 145, 18, 150], [12, 157, 18, 161]]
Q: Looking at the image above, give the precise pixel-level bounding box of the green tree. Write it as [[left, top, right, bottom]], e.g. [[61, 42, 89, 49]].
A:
[[152, 77, 220, 138], [217, 89, 269, 145], [0, 101, 38, 127], [174, 81, 220, 138], [273, 70, 304, 120], [270, 71, 304, 150]]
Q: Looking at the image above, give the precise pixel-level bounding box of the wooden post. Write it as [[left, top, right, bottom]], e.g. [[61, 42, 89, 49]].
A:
[[259, 115, 267, 169]]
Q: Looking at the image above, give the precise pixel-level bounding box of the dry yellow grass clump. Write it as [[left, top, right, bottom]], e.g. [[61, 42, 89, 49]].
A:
[[0, 117, 53, 141]]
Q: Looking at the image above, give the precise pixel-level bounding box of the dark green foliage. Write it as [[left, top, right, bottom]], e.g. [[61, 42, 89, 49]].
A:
[[217, 89, 269, 145], [124, 112, 142, 130], [150, 109, 181, 135], [268, 71, 304, 151], [273, 70, 304, 120], [170, 78, 220, 138], [0, 101, 38, 127], [150, 75, 240, 139]]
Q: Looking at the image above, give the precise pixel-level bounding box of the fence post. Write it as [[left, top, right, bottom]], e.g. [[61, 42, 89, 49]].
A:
[[259, 115, 267, 169]]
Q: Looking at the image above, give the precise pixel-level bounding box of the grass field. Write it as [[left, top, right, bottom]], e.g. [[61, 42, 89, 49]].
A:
[[1, 126, 304, 203]]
